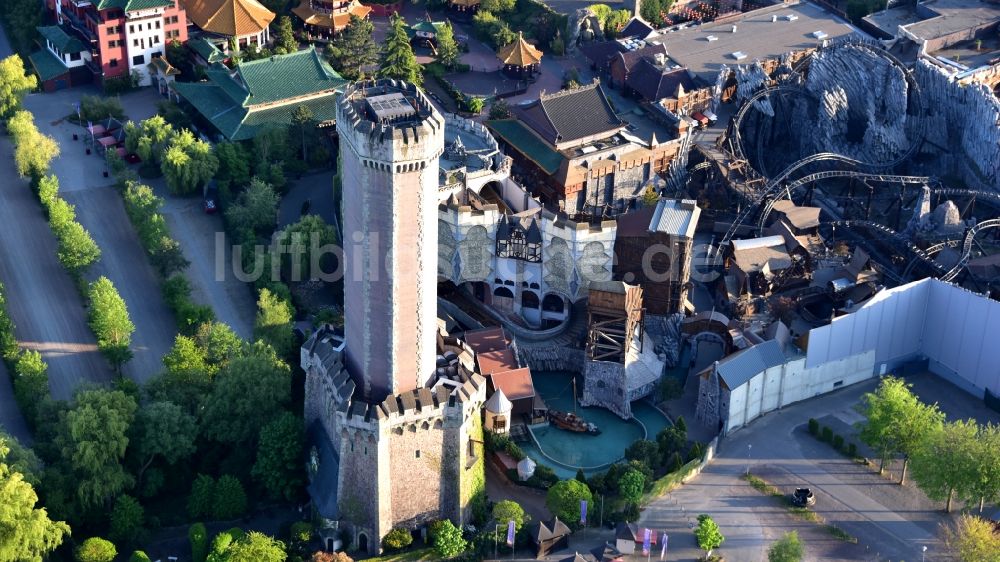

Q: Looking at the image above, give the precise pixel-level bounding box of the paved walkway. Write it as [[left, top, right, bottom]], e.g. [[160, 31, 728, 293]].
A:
[[640, 378, 960, 562]]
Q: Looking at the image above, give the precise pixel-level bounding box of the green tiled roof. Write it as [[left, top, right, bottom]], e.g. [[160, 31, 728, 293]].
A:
[[96, 0, 173, 11], [188, 37, 227, 64], [28, 49, 70, 82], [37, 26, 88, 54], [235, 46, 346, 105], [174, 52, 343, 141], [486, 119, 564, 175]]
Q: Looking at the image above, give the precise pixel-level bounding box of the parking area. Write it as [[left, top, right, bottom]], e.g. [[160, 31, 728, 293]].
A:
[[640, 372, 996, 562]]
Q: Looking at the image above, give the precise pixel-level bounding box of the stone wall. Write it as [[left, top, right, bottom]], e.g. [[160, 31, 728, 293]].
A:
[[518, 342, 585, 372], [580, 359, 631, 419]]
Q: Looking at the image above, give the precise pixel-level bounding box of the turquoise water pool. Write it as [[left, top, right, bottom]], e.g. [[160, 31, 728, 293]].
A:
[[520, 371, 671, 478]]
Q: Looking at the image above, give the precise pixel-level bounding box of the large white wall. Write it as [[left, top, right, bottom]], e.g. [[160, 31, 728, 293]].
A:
[[805, 279, 1000, 397]]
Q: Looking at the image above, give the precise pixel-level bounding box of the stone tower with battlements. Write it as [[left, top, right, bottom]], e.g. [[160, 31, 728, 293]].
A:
[[337, 80, 446, 402]]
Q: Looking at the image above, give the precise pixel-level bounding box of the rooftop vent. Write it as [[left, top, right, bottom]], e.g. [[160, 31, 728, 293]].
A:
[[785, 14, 799, 21], [731, 51, 747, 60], [365, 92, 416, 122], [812, 30, 828, 39], [706, 35, 718, 41]]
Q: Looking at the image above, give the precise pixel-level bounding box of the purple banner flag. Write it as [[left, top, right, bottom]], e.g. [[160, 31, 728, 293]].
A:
[[642, 528, 651, 556], [660, 533, 668, 560], [506, 520, 515, 546], [580, 500, 587, 525]]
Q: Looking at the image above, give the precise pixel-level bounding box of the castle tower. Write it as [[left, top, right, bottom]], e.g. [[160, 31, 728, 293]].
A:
[[337, 80, 445, 401]]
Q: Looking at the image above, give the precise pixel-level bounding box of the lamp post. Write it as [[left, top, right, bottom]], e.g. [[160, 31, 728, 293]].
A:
[[494, 523, 502, 560], [746, 443, 752, 475], [922, 545, 927, 562]]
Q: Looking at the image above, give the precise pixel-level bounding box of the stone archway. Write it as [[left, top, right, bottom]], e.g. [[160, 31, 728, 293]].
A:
[[358, 532, 368, 553]]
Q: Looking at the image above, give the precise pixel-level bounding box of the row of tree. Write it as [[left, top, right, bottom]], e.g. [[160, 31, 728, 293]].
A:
[[123, 116, 218, 196], [859, 377, 1000, 512]]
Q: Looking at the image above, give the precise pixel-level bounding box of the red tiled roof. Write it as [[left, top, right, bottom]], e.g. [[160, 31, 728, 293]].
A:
[[477, 349, 518, 375], [490, 368, 535, 400], [463, 326, 509, 354]]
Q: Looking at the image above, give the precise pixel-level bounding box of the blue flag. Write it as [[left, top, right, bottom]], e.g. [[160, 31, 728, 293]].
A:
[[580, 500, 587, 525], [506, 520, 515, 546], [660, 533, 668, 560], [642, 528, 651, 556]]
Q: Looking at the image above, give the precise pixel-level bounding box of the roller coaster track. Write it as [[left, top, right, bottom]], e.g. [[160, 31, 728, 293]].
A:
[[940, 218, 1000, 282], [756, 172, 934, 231], [823, 220, 946, 273]]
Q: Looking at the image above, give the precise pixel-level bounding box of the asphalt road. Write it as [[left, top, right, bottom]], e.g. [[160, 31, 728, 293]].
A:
[[639, 379, 950, 562], [63, 186, 177, 383], [0, 137, 112, 402]]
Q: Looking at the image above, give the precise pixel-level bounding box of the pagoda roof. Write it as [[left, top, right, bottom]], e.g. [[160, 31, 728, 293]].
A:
[[188, 37, 227, 63], [293, 0, 372, 31], [512, 80, 624, 146], [409, 19, 447, 36], [182, 0, 275, 38], [172, 47, 346, 140], [36, 26, 87, 54], [497, 31, 542, 67], [96, 0, 173, 11], [28, 49, 70, 82], [148, 56, 181, 76]]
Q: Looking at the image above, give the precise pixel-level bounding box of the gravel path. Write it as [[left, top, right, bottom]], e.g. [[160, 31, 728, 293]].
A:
[[64, 186, 177, 383], [0, 139, 111, 401]]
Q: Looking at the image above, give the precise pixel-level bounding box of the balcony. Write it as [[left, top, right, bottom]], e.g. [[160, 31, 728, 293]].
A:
[[62, 10, 98, 42]]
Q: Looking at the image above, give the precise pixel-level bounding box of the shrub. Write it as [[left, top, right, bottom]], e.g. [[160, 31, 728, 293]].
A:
[[187, 475, 215, 519], [12, 349, 48, 425], [688, 442, 705, 463], [129, 551, 152, 562], [212, 475, 248, 520], [432, 520, 467, 558], [821, 426, 833, 443], [808, 418, 819, 435], [382, 528, 413, 551], [847, 443, 857, 457], [189, 522, 208, 562], [77, 95, 125, 123], [75, 537, 117, 562], [832, 434, 844, 451], [290, 521, 313, 544]]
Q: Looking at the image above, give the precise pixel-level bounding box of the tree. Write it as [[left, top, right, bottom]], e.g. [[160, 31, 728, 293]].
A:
[[910, 419, 979, 512], [289, 104, 315, 164], [604, 9, 632, 38], [124, 116, 174, 166], [255, 288, 295, 358], [945, 513, 1000, 562], [87, 277, 135, 373], [75, 537, 117, 562], [225, 177, 279, 237], [969, 423, 1000, 512], [326, 15, 379, 80], [768, 531, 803, 562], [129, 551, 152, 562], [57, 220, 102, 277], [618, 469, 645, 508], [642, 183, 660, 207], [59, 389, 137, 509], [694, 514, 724, 556], [481, 0, 515, 12], [201, 345, 291, 446], [162, 129, 219, 195], [656, 425, 687, 464], [133, 401, 197, 486], [859, 376, 944, 482], [252, 412, 305, 501], [9, 113, 60, 181], [640, 0, 673, 25], [214, 142, 251, 191], [488, 99, 511, 120], [214, 532, 286, 562], [432, 520, 467, 558], [109, 495, 145, 545], [382, 528, 412, 551], [212, 475, 248, 520], [466, 96, 485, 114], [0, 439, 70, 562], [187, 475, 216, 519], [275, 214, 338, 281], [545, 479, 593, 526], [624, 439, 659, 469], [12, 350, 48, 425], [275, 16, 297, 55], [436, 21, 460, 68], [492, 500, 528, 533], [0, 55, 38, 120], [195, 321, 245, 367], [379, 14, 422, 85], [1, 2, 41, 56]]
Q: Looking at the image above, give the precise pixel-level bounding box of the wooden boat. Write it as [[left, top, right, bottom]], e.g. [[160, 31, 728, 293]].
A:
[[548, 410, 600, 435]]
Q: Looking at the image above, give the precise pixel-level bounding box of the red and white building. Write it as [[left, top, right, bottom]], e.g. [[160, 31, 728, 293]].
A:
[[46, 0, 188, 87]]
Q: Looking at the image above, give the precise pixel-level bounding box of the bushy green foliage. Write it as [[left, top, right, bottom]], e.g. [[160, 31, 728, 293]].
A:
[[619, 468, 645, 507], [694, 514, 724, 554], [252, 411, 305, 501], [76, 96, 125, 123], [545, 479, 592, 526], [0, 437, 70, 561], [0, 55, 37, 120], [212, 475, 248, 520], [187, 475, 216, 520], [162, 129, 218, 195], [808, 418, 819, 435], [492, 500, 528, 532], [87, 277, 135, 373], [161, 275, 215, 336], [382, 528, 413, 551], [432, 520, 467, 558], [189, 522, 209, 562], [0, 283, 19, 365], [325, 15, 379, 80], [121, 181, 190, 276], [75, 537, 117, 562], [820, 426, 833, 443], [129, 550, 152, 562], [768, 531, 803, 562], [11, 349, 48, 426], [378, 14, 422, 85], [109, 495, 145, 545], [225, 177, 279, 238]]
